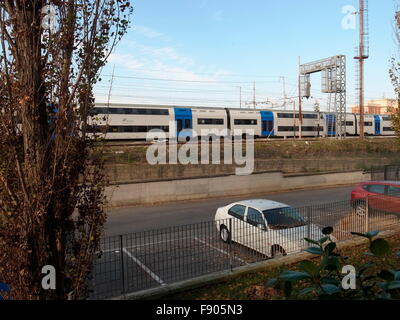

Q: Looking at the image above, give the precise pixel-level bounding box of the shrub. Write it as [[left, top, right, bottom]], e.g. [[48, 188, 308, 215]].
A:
[[266, 227, 400, 300]]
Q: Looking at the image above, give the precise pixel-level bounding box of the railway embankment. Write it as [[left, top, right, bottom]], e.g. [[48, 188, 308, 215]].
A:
[[101, 138, 400, 184]]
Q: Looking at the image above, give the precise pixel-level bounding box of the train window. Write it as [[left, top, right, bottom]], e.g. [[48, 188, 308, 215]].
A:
[[107, 125, 169, 133], [177, 120, 183, 132], [91, 107, 110, 115], [301, 126, 318, 131], [302, 114, 318, 119], [277, 113, 294, 118], [364, 122, 373, 126], [197, 118, 224, 125], [278, 126, 318, 132], [339, 121, 354, 126], [278, 126, 298, 132], [267, 121, 273, 131], [382, 116, 392, 121], [95, 108, 169, 115], [234, 119, 257, 125], [383, 127, 394, 131]]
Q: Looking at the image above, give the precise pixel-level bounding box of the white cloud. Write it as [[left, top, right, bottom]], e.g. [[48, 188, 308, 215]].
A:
[[133, 25, 163, 39]]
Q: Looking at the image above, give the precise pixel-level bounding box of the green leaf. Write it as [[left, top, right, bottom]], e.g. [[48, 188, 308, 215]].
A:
[[365, 231, 379, 239], [322, 226, 334, 235], [304, 237, 320, 246], [351, 231, 368, 238], [305, 247, 324, 255], [284, 281, 293, 297], [299, 260, 318, 276], [321, 277, 341, 286], [370, 238, 391, 257], [319, 236, 330, 245], [320, 284, 341, 295], [387, 281, 400, 290], [324, 242, 336, 255], [320, 256, 340, 271], [378, 270, 395, 281], [279, 271, 312, 281], [351, 231, 379, 240], [299, 286, 316, 296], [265, 278, 277, 288]]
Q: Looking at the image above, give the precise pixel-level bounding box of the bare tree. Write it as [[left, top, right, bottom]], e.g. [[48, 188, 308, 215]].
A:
[[390, 5, 400, 136], [0, 0, 132, 299]]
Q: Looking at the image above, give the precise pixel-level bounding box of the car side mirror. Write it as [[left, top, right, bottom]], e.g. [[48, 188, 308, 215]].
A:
[[257, 224, 267, 231]]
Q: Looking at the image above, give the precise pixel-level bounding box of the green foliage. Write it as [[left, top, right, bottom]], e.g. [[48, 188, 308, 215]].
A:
[[266, 229, 400, 300]]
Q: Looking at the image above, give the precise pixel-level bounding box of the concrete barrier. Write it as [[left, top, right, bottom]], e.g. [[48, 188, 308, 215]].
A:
[[105, 170, 370, 207]]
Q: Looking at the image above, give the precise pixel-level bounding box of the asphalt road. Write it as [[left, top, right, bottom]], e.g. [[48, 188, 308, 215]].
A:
[[105, 184, 356, 237]]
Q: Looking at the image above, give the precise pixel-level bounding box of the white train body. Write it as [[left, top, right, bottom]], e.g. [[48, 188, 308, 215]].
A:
[[87, 103, 395, 140]]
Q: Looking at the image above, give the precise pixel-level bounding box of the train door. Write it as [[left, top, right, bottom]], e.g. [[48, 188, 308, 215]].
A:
[[174, 107, 193, 140], [326, 114, 336, 136], [374, 115, 381, 135], [260, 111, 274, 137]]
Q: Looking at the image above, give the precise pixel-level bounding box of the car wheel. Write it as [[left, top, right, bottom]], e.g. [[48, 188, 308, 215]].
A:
[[220, 226, 231, 243], [271, 245, 286, 258]]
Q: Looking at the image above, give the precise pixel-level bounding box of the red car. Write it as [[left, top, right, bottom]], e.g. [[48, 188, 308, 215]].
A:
[[351, 181, 400, 216]]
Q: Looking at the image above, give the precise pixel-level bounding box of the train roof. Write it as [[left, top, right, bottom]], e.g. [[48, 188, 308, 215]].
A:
[[94, 103, 389, 116]]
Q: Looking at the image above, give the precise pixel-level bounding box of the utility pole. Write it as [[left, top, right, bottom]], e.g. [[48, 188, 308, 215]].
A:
[[238, 86, 242, 108], [253, 81, 256, 109], [293, 100, 296, 139], [280, 76, 287, 110], [355, 0, 369, 139], [298, 57, 303, 139]]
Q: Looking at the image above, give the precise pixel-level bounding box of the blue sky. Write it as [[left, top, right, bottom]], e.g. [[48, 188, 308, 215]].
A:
[[95, 0, 400, 111]]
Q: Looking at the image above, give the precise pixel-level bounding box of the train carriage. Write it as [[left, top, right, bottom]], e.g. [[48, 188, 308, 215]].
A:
[[272, 111, 324, 138], [228, 109, 262, 138], [381, 115, 395, 136], [87, 103, 395, 140], [88, 103, 173, 140]]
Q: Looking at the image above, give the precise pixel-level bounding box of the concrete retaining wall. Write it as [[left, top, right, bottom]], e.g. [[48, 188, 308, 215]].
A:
[[105, 170, 370, 207]]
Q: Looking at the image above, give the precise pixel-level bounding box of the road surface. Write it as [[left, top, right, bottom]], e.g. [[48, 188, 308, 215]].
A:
[[105, 184, 355, 236]]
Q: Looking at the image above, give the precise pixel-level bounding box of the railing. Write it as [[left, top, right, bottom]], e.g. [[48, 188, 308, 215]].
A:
[[88, 194, 400, 299], [370, 165, 400, 181]]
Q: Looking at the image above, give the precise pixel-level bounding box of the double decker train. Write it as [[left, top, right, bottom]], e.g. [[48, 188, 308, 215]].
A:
[[88, 103, 395, 140]]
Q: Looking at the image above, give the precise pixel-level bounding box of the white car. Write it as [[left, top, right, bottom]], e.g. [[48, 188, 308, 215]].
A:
[[214, 199, 326, 257]]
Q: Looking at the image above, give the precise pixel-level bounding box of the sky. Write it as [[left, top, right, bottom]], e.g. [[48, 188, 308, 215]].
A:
[[94, 0, 400, 112]]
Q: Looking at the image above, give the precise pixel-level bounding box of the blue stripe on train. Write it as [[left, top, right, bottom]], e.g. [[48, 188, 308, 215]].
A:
[[374, 115, 381, 135], [174, 107, 193, 139], [260, 111, 274, 137]]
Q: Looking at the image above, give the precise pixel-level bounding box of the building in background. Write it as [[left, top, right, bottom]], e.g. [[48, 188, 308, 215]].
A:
[[351, 98, 398, 114]]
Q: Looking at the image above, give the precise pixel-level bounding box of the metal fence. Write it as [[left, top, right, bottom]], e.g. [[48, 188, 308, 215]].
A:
[[370, 165, 400, 181], [88, 195, 400, 300]]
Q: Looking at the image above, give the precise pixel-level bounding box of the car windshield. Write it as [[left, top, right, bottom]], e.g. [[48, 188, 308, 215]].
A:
[[262, 207, 306, 230]]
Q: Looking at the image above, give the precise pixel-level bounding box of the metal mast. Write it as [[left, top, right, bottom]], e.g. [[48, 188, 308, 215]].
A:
[[354, 0, 369, 139], [300, 55, 347, 138]]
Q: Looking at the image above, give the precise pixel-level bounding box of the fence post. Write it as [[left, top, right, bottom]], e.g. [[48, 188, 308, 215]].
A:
[[228, 218, 233, 272], [365, 196, 369, 233], [307, 207, 311, 240], [119, 235, 126, 296]]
